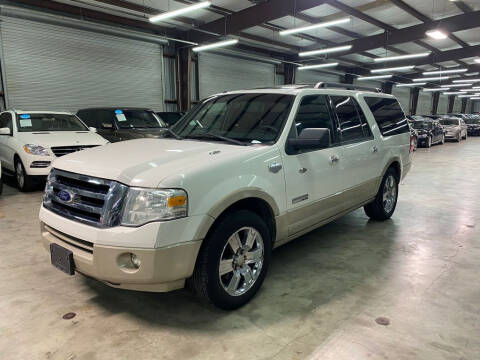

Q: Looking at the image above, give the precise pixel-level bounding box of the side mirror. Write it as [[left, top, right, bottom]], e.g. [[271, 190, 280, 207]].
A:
[[0, 127, 11, 135], [101, 123, 113, 130], [88, 127, 97, 132], [288, 128, 331, 151]]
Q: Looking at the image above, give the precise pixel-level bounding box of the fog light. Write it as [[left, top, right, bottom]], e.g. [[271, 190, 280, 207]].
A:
[[131, 253, 141, 269]]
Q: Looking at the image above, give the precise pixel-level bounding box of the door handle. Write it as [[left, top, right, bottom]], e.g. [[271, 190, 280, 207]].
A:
[[329, 155, 340, 163], [371, 145, 378, 153], [268, 162, 282, 173], [299, 167, 308, 174]]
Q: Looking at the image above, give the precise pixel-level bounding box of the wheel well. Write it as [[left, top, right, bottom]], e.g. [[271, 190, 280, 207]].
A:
[[388, 161, 401, 180], [208, 197, 276, 244]]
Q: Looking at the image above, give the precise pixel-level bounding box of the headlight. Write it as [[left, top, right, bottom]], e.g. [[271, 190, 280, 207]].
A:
[[23, 144, 49, 156], [121, 188, 187, 226]]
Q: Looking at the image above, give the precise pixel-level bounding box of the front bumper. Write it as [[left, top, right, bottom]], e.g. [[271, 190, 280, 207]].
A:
[[21, 154, 53, 176], [445, 132, 459, 139]]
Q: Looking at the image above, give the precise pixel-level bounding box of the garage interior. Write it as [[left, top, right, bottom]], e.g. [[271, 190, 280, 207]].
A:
[[0, 0, 480, 359]]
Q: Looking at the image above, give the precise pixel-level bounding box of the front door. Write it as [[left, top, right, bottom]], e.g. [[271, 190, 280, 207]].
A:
[[282, 94, 346, 236]]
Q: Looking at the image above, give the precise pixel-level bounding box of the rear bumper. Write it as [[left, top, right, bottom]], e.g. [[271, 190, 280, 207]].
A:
[[40, 222, 202, 292]]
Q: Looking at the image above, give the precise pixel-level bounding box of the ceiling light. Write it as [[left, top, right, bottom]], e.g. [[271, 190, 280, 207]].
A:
[[475, 59, 480, 64], [298, 62, 339, 70], [374, 52, 430, 63], [470, 97, 480, 100], [149, 1, 211, 23], [473, 86, 480, 89], [371, 66, 415, 73], [422, 88, 445, 91], [423, 68, 467, 75], [357, 75, 393, 81], [280, 18, 350, 36], [413, 76, 450, 82], [299, 45, 352, 57], [458, 95, 472, 98], [460, 89, 475, 92], [465, 72, 479, 76], [453, 78, 480, 83], [442, 84, 472, 88], [396, 83, 426, 87], [443, 92, 464, 95], [192, 39, 238, 52], [426, 30, 448, 40]]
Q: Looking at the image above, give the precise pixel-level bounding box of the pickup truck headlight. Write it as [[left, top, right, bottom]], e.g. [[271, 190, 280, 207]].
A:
[[121, 188, 187, 226], [23, 144, 49, 156]]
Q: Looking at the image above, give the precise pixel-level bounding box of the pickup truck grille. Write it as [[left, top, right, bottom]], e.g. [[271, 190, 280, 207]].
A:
[[43, 169, 128, 228], [51, 145, 98, 157]]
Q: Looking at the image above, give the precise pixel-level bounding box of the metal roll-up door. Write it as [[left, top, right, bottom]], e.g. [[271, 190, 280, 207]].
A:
[[392, 87, 411, 115], [295, 70, 339, 84], [0, 16, 164, 112], [198, 52, 275, 99], [417, 92, 432, 115], [438, 95, 448, 114]]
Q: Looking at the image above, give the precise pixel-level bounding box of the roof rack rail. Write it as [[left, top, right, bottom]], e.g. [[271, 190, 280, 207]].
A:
[[313, 82, 383, 93]]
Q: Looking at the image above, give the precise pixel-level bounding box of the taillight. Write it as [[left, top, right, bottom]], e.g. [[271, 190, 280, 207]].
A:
[[409, 135, 415, 153]]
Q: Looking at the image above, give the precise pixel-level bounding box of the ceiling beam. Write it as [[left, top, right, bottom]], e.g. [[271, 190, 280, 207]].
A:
[[453, 1, 473, 13]]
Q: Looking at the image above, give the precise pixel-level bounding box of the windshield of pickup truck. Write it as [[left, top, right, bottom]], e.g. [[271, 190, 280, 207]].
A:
[[171, 93, 294, 144], [16, 113, 88, 132], [412, 121, 433, 130], [114, 110, 166, 129], [440, 119, 460, 126]]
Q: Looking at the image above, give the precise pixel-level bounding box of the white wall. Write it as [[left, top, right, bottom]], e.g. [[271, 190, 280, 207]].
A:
[[416, 92, 432, 115], [392, 87, 411, 115]]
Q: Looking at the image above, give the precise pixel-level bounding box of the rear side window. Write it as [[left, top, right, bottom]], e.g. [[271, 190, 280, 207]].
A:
[[364, 97, 409, 136], [330, 96, 365, 142]]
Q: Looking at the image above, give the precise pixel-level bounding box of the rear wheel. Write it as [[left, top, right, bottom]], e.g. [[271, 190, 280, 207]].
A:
[[364, 168, 399, 221], [15, 159, 35, 192], [191, 210, 272, 310], [456, 133, 461, 142], [440, 134, 445, 145]]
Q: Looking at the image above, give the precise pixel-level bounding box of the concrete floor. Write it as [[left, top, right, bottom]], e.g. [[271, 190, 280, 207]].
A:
[[1, 139, 479, 360]]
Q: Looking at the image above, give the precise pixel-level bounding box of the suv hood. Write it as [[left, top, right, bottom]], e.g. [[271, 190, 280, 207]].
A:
[[52, 138, 264, 188], [16, 131, 107, 148]]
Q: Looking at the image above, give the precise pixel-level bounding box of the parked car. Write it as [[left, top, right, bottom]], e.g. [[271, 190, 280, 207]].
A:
[[464, 116, 480, 136], [439, 117, 467, 142], [0, 110, 108, 191], [76, 107, 168, 143], [410, 117, 445, 148], [156, 112, 184, 127], [40, 86, 411, 309], [0, 161, 2, 195]]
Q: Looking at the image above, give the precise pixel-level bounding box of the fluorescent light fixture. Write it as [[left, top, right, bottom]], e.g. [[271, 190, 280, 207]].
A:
[[422, 88, 445, 91], [423, 68, 467, 75], [299, 45, 352, 57], [458, 94, 472, 98], [442, 92, 464, 95], [298, 62, 339, 70], [460, 89, 475, 92], [471, 97, 480, 100], [413, 76, 450, 82], [442, 83, 472, 88], [465, 72, 479, 76], [192, 39, 238, 52], [396, 82, 426, 87], [149, 1, 211, 23], [371, 66, 414, 73], [453, 78, 480, 83], [280, 18, 350, 36], [426, 30, 448, 40], [357, 75, 393, 81], [374, 52, 430, 63], [473, 86, 480, 89], [475, 59, 480, 64]]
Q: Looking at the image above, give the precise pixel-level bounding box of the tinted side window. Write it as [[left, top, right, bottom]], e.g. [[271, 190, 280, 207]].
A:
[[293, 95, 339, 145], [91, 110, 114, 129], [364, 97, 409, 136], [330, 96, 364, 142], [77, 111, 94, 127], [0, 113, 12, 130], [355, 102, 373, 138]]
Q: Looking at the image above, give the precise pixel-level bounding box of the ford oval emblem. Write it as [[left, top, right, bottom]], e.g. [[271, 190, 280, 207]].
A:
[[57, 190, 74, 203]]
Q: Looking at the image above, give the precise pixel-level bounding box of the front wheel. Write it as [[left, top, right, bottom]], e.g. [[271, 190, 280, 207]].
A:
[[364, 168, 399, 221], [463, 132, 467, 140], [426, 136, 432, 148], [15, 159, 35, 192], [456, 133, 461, 142], [440, 134, 445, 145], [191, 210, 272, 310]]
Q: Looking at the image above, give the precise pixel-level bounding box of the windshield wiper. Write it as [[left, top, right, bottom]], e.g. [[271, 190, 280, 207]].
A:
[[186, 133, 248, 146]]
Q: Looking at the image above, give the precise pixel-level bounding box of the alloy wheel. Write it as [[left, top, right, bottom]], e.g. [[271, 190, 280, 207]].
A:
[[16, 162, 25, 189], [382, 174, 397, 214]]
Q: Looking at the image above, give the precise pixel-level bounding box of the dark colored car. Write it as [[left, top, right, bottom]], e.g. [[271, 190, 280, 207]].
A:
[[410, 116, 445, 148], [76, 108, 168, 143], [156, 112, 184, 127], [464, 116, 480, 136]]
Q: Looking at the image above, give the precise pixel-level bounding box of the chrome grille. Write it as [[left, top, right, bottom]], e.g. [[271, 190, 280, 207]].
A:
[[51, 145, 98, 157], [43, 169, 128, 228]]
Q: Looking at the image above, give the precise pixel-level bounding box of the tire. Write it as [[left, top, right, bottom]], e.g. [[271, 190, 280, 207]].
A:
[[456, 133, 461, 143], [440, 134, 445, 145], [191, 210, 272, 310], [0, 177, 3, 195], [426, 136, 432, 148], [15, 158, 35, 192], [364, 168, 399, 221], [413, 138, 418, 151]]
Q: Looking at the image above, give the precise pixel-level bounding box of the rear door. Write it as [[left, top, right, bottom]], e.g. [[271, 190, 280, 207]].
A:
[[330, 95, 380, 208]]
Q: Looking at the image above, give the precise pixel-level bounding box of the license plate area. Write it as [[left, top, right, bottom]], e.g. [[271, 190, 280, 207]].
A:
[[50, 243, 75, 275]]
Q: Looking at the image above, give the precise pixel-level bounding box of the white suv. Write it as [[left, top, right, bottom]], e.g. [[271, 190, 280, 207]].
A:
[[39, 85, 412, 309], [0, 110, 108, 191]]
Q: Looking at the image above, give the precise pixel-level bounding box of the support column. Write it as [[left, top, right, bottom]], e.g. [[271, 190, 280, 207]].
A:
[[410, 88, 420, 115], [448, 95, 455, 113], [382, 81, 393, 94], [284, 63, 296, 85], [461, 98, 468, 113], [431, 92, 440, 115], [176, 46, 192, 112], [343, 74, 355, 84]]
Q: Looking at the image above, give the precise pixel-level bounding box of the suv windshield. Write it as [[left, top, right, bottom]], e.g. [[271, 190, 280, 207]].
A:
[[440, 119, 459, 126], [114, 110, 166, 129], [171, 93, 294, 144], [412, 121, 433, 130], [16, 113, 87, 132]]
